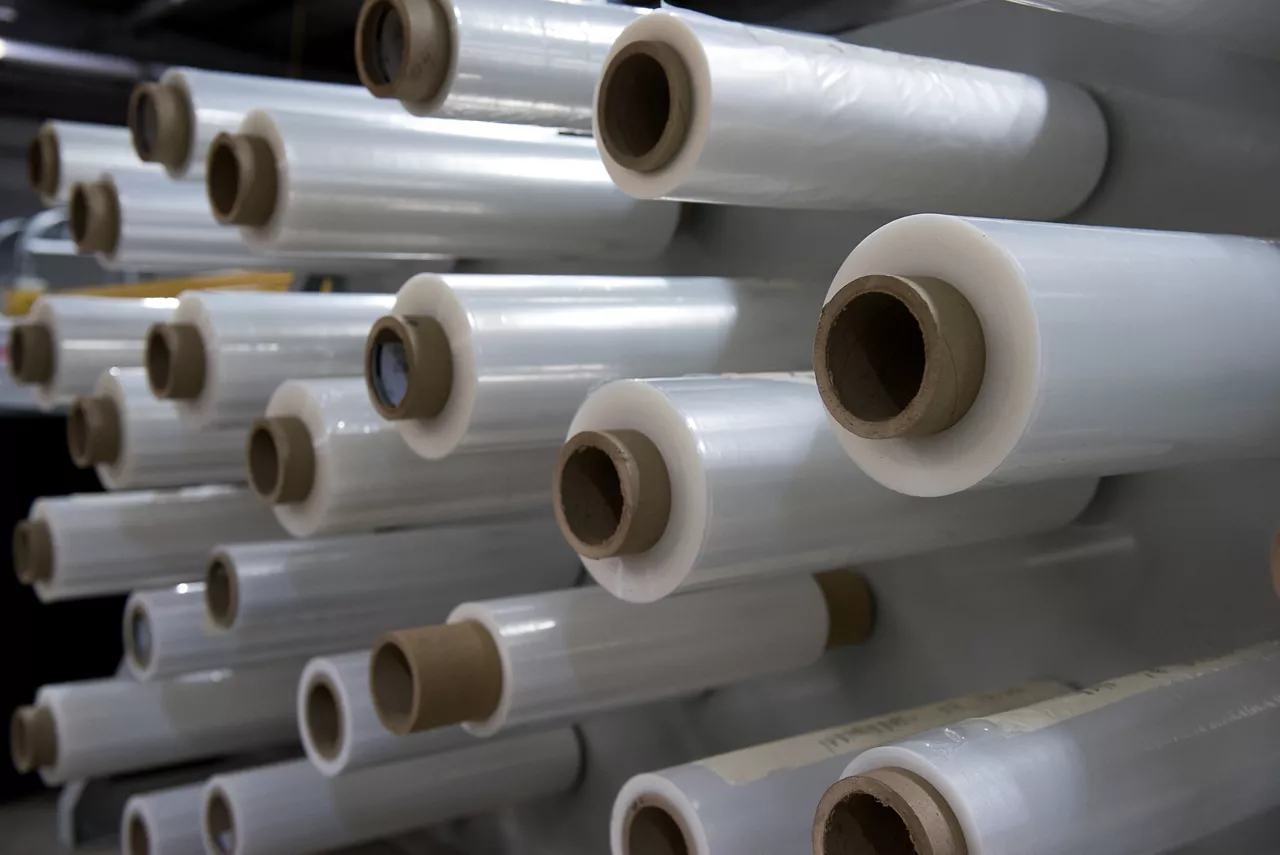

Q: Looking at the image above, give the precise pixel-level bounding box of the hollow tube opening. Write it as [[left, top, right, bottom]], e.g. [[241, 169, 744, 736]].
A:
[[205, 555, 238, 629], [355, 0, 451, 102], [12, 519, 53, 585], [364, 315, 453, 421], [822, 791, 919, 855], [206, 138, 242, 221], [246, 417, 315, 504], [815, 769, 967, 855], [357, 0, 406, 90], [826, 291, 924, 425], [130, 84, 161, 161], [625, 805, 690, 855], [370, 642, 415, 734], [127, 813, 151, 855], [246, 424, 281, 500], [126, 604, 153, 670], [28, 128, 58, 197], [305, 678, 344, 760], [205, 789, 236, 855], [206, 133, 278, 227], [598, 41, 693, 174], [65, 400, 91, 465], [10, 706, 56, 773], [146, 323, 207, 400], [66, 395, 121, 467], [9, 323, 55, 384], [560, 445, 623, 547], [68, 183, 91, 246]]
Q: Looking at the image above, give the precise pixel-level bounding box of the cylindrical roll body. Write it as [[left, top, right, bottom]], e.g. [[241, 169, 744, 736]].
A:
[[240, 110, 678, 259], [37, 121, 155, 204], [170, 291, 393, 428], [388, 274, 821, 460], [123, 783, 206, 855], [32, 665, 299, 784], [823, 215, 1280, 496], [612, 681, 1067, 855], [202, 729, 581, 855], [298, 652, 473, 777], [398, 0, 644, 129], [224, 520, 579, 632], [93, 367, 245, 490], [29, 486, 284, 602], [596, 11, 1107, 217], [451, 577, 830, 736], [266, 379, 556, 536], [26, 295, 176, 408], [569, 374, 1097, 602], [842, 641, 1280, 855]]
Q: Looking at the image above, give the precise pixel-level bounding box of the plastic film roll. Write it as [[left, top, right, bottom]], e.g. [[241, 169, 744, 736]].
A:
[[816, 215, 1280, 497], [11, 664, 299, 785], [12, 295, 175, 409], [256, 378, 556, 536], [355, 0, 643, 129], [298, 651, 473, 777], [201, 729, 581, 855], [211, 519, 579, 634], [28, 120, 157, 204], [17, 486, 284, 603], [611, 681, 1067, 855], [214, 109, 678, 260], [594, 11, 1106, 217], [824, 641, 1280, 855], [371, 571, 873, 737], [123, 783, 206, 855], [152, 291, 394, 429], [560, 373, 1097, 602], [73, 368, 245, 490]]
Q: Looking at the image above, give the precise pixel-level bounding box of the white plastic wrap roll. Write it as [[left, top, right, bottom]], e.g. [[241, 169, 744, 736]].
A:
[[611, 681, 1067, 855], [10, 665, 299, 785], [298, 651, 473, 777], [74, 368, 245, 490], [11, 295, 175, 409], [216, 109, 678, 260], [562, 374, 1097, 602], [355, 0, 643, 129], [17, 486, 284, 603], [123, 783, 206, 855], [201, 729, 581, 855], [818, 215, 1280, 497], [29, 120, 156, 204], [593, 10, 1107, 217], [828, 641, 1280, 855], [375, 274, 820, 461], [256, 378, 557, 536], [212, 519, 579, 633], [154, 291, 394, 429]]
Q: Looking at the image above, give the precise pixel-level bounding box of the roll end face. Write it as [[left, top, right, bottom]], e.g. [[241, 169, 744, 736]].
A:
[[364, 314, 453, 422], [204, 787, 237, 855], [246, 417, 316, 505], [129, 82, 193, 171], [205, 553, 239, 630], [68, 180, 121, 255], [355, 0, 451, 103], [8, 322, 55, 385], [10, 705, 57, 774], [66, 395, 122, 467], [27, 126, 59, 200], [814, 768, 967, 855], [303, 676, 344, 761], [145, 322, 207, 400], [814, 570, 875, 649], [597, 40, 694, 175], [621, 795, 694, 855], [370, 622, 502, 735], [207, 133, 278, 227], [12, 519, 53, 585], [814, 274, 986, 441]]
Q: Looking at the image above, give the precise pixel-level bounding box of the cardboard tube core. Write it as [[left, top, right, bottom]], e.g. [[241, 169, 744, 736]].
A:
[[10, 705, 58, 773], [28, 126, 59, 198], [67, 395, 122, 467], [127, 812, 151, 855], [205, 553, 239, 629], [623, 797, 692, 855], [207, 132, 278, 227], [554, 429, 672, 559], [815, 274, 986, 440], [598, 40, 693, 174], [205, 788, 236, 855], [129, 82, 193, 171], [126, 601, 154, 670], [365, 314, 453, 421], [9, 322, 55, 384], [305, 677, 344, 760], [815, 570, 876, 649], [69, 180, 121, 254], [814, 768, 967, 855], [371, 621, 502, 735], [13, 519, 53, 585], [356, 0, 451, 102], [247, 417, 317, 505], [146, 322, 207, 400]]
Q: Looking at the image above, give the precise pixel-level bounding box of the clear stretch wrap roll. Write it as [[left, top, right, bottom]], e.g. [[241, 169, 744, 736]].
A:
[[827, 641, 1280, 855], [211, 519, 579, 634], [216, 109, 678, 260], [135, 68, 378, 179], [10, 665, 299, 785], [372, 571, 873, 737], [256, 378, 556, 537], [593, 11, 1107, 217], [562, 374, 1098, 602], [611, 681, 1067, 855], [12, 295, 176, 409], [28, 120, 156, 204], [153, 292, 394, 429], [75, 368, 245, 491], [201, 729, 581, 855], [298, 651, 473, 777], [355, 0, 644, 129], [17, 487, 285, 603], [376, 274, 820, 462], [123, 783, 207, 855], [817, 215, 1280, 497]]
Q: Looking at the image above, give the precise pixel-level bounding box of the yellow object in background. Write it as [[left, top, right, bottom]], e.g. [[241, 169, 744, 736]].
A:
[[4, 271, 295, 316]]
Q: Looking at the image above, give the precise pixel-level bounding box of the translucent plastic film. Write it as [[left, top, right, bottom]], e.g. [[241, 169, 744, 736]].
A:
[[822, 215, 1280, 496], [568, 374, 1097, 602], [594, 11, 1107, 217], [32, 120, 156, 204], [238, 110, 678, 260], [90, 367, 245, 490], [611, 681, 1067, 855], [202, 730, 581, 855], [123, 783, 206, 855], [25, 487, 284, 603], [265, 378, 558, 537], [840, 641, 1280, 855], [30, 664, 299, 784]]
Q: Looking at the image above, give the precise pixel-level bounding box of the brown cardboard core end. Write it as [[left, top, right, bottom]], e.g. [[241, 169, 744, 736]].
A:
[[68, 183, 91, 245], [815, 570, 876, 649], [126, 604, 153, 670], [207, 137, 240, 219], [9, 323, 55, 384], [356, 0, 451, 102], [357, 0, 406, 90], [206, 789, 236, 855], [372, 622, 503, 734], [246, 417, 316, 504], [598, 41, 692, 174], [821, 791, 920, 855], [305, 678, 343, 759], [13, 519, 53, 585], [130, 84, 161, 161], [205, 555, 238, 629], [25, 138, 43, 194], [67, 395, 122, 467], [146, 323, 207, 400], [10, 706, 57, 773], [370, 641, 416, 734], [207, 134, 278, 227], [365, 314, 453, 421], [625, 805, 690, 855], [559, 444, 624, 546], [824, 291, 925, 424], [127, 812, 151, 855], [815, 770, 966, 855], [28, 129, 59, 197]]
